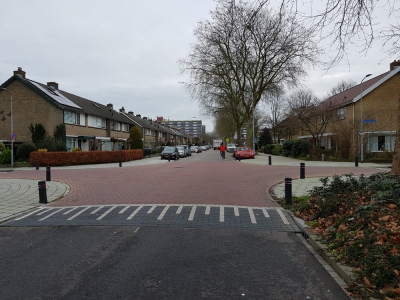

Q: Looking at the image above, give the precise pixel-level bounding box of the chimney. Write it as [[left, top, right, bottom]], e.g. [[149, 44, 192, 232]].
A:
[[143, 117, 147, 120], [128, 111, 134, 116], [13, 67, 26, 79], [390, 60, 400, 70], [47, 82, 59, 90], [119, 107, 125, 113], [136, 114, 141, 118], [107, 103, 113, 109]]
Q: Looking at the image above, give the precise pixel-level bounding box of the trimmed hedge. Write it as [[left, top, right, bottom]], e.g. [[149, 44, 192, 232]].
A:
[[29, 150, 143, 167]]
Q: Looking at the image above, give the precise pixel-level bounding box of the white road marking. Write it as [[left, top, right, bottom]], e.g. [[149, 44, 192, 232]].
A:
[[248, 207, 257, 224], [90, 206, 104, 214], [37, 209, 50, 216], [176, 205, 184, 214], [127, 205, 143, 220], [63, 207, 79, 215], [15, 208, 46, 220], [276, 208, 290, 225], [134, 227, 140, 233], [205, 205, 210, 215], [220, 206, 224, 222], [261, 208, 270, 218], [157, 205, 170, 220], [119, 205, 130, 214], [68, 206, 90, 220], [97, 206, 117, 220], [147, 205, 156, 214], [38, 208, 65, 221], [188, 205, 197, 221], [234, 206, 239, 217]]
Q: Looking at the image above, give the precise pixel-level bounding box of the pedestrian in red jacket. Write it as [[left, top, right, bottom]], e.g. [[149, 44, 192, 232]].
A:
[[220, 143, 226, 159]]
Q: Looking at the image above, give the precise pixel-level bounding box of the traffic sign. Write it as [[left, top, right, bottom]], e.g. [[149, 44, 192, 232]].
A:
[[254, 137, 258, 142], [362, 119, 376, 123], [11, 132, 15, 140]]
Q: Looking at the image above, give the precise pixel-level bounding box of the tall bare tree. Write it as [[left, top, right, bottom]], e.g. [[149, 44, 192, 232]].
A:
[[179, 0, 320, 150], [326, 79, 358, 97]]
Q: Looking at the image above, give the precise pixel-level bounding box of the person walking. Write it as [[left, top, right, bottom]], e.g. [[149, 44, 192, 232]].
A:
[[220, 142, 226, 159]]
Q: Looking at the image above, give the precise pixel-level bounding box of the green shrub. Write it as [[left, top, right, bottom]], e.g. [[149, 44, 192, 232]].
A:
[[271, 145, 282, 155], [129, 126, 143, 149], [282, 140, 294, 157], [55, 139, 67, 152], [0, 148, 11, 164], [16, 143, 36, 160], [264, 144, 275, 154], [0, 142, 5, 152]]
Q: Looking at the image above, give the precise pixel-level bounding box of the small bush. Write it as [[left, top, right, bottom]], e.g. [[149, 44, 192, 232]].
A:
[[271, 145, 283, 156], [16, 143, 36, 161], [72, 147, 82, 152], [38, 148, 48, 152], [0, 142, 5, 152], [54, 140, 67, 152], [0, 148, 11, 164], [264, 144, 275, 154]]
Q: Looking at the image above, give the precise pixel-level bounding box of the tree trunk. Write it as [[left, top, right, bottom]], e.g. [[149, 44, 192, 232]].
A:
[[391, 97, 400, 175]]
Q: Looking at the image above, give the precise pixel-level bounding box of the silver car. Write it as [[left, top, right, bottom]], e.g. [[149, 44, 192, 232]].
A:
[[176, 146, 186, 158]]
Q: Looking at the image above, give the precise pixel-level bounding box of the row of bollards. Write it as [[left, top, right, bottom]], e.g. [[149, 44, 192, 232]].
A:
[[285, 163, 306, 205]]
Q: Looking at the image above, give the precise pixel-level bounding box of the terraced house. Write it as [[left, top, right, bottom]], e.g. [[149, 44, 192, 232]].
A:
[[0, 68, 187, 153], [293, 60, 400, 159]]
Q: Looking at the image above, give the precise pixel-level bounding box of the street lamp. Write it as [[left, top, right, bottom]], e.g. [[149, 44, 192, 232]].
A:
[[1, 88, 13, 168], [360, 74, 372, 163]]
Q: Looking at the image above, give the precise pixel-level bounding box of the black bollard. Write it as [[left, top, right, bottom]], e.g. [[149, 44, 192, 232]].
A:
[[46, 166, 51, 181], [355, 156, 358, 167], [36, 160, 39, 170], [285, 178, 292, 205], [300, 163, 305, 179], [268, 155, 271, 165], [38, 181, 47, 204], [119, 160, 122, 167]]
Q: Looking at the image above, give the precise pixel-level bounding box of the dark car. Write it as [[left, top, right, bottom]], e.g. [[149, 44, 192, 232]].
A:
[[161, 146, 179, 160]]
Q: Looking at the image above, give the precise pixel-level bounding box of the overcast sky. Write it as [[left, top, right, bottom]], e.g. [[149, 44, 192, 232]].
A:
[[1, 0, 396, 132]]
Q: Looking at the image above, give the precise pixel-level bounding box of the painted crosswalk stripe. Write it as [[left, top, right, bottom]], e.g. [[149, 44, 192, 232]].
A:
[[248, 207, 257, 224], [68, 206, 90, 220], [63, 207, 79, 215], [188, 205, 197, 221], [205, 205, 210, 215], [147, 205, 156, 214], [220, 206, 224, 222], [276, 208, 290, 225], [91, 206, 104, 215], [234, 206, 239, 217], [39, 208, 65, 221], [157, 205, 170, 220], [127, 205, 143, 220], [37, 209, 50, 216], [119, 205, 130, 214], [97, 206, 117, 220], [176, 205, 184, 214], [261, 208, 270, 218], [15, 207, 46, 220]]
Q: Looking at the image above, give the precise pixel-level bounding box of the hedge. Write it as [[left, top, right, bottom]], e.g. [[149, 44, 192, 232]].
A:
[[29, 150, 143, 167]]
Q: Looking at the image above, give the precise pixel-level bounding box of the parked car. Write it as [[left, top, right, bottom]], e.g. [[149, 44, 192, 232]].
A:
[[161, 146, 179, 160], [190, 146, 198, 153], [227, 143, 236, 153], [200, 145, 208, 151], [234, 147, 255, 160], [179, 145, 191, 156], [176, 146, 186, 158]]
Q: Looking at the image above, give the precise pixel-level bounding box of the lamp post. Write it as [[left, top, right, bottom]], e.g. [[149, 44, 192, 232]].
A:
[[360, 74, 372, 163], [1, 88, 13, 168]]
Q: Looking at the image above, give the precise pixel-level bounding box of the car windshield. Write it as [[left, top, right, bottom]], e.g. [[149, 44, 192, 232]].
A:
[[238, 147, 250, 151], [163, 147, 175, 151], [177, 146, 184, 150], [228, 144, 235, 147]]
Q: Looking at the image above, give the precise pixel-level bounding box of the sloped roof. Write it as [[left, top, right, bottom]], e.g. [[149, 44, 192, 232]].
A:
[[322, 67, 400, 108], [120, 111, 161, 130]]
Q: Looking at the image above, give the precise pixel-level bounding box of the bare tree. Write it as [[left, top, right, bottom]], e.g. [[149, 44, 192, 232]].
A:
[[326, 79, 358, 97], [179, 0, 320, 150], [287, 88, 334, 149]]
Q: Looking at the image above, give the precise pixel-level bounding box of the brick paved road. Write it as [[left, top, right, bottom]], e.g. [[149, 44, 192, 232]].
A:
[[0, 151, 382, 208]]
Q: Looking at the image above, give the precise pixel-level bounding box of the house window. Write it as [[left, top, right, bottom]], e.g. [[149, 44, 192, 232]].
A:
[[64, 111, 77, 124], [111, 121, 121, 131], [88, 115, 106, 128], [122, 124, 129, 132], [338, 107, 346, 119]]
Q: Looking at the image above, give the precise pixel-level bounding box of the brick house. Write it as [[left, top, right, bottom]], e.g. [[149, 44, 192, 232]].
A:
[[0, 68, 135, 151], [294, 60, 400, 156]]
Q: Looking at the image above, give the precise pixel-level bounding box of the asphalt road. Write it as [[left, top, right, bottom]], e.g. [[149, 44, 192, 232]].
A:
[[0, 226, 349, 300]]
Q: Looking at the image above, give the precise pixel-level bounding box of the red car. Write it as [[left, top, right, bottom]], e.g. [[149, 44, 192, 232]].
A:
[[234, 147, 255, 160]]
